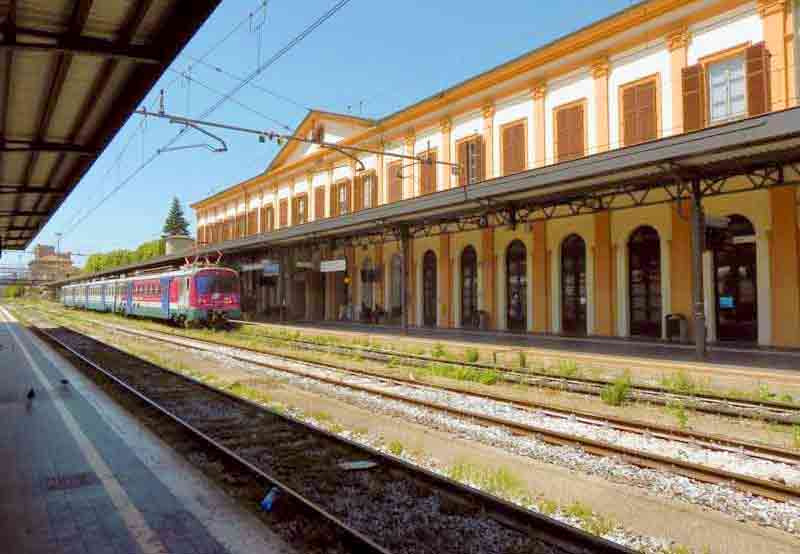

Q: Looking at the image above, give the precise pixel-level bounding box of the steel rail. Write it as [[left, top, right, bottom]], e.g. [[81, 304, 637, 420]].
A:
[[22, 314, 632, 554], [39, 310, 800, 505], [230, 320, 800, 422]]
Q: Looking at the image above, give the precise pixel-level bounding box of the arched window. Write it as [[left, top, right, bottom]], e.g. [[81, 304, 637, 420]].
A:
[[628, 226, 661, 338], [506, 240, 527, 332], [361, 257, 374, 309], [390, 253, 402, 317], [422, 250, 437, 327], [561, 234, 587, 335], [714, 214, 757, 342], [461, 246, 478, 328]]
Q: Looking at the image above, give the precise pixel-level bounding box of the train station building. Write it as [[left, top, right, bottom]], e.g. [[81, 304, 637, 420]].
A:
[[187, 0, 800, 348]]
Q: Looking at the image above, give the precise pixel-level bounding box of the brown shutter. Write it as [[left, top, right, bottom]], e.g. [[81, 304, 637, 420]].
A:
[[247, 210, 257, 235], [388, 162, 402, 202], [315, 186, 325, 219], [474, 136, 485, 182], [622, 85, 638, 147], [457, 140, 468, 186], [353, 175, 363, 211], [638, 80, 657, 142], [682, 64, 704, 132], [279, 199, 288, 227], [421, 151, 437, 194], [330, 185, 337, 217], [556, 108, 569, 162], [502, 123, 525, 175], [371, 173, 379, 207], [573, 105, 584, 159], [344, 180, 351, 213], [746, 42, 771, 116]]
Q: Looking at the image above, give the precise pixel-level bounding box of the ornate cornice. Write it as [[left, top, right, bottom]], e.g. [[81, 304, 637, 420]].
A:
[[440, 117, 452, 134], [666, 26, 689, 51], [758, 0, 786, 18], [482, 102, 495, 119], [590, 57, 610, 79], [531, 81, 547, 100]]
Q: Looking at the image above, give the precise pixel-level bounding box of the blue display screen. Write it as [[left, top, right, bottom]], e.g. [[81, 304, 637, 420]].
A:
[[719, 296, 735, 309]]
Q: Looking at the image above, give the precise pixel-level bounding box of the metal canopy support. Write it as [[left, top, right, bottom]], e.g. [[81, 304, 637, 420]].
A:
[[690, 178, 707, 360], [399, 224, 410, 334]]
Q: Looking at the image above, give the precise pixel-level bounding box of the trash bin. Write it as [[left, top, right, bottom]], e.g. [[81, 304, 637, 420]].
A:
[[665, 313, 688, 343]]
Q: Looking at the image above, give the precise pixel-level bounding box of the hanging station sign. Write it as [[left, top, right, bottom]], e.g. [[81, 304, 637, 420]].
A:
[[296, 260, 315, 270], [320, 259, 346, 273], [240, 262, 263, 272], [262, 260, 281, 276]]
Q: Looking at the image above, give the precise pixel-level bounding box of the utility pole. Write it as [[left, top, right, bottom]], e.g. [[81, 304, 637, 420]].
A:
[[399, 224, 410, 334], [690, 179, 707, 359]]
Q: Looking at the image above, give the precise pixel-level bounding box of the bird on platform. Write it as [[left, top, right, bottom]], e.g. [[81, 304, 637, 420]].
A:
[[26, 388, 35, 400], [60, 379, 69, 387]]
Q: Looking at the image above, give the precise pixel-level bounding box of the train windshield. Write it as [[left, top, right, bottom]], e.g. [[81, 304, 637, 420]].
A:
[[195, 271, 238, 295]]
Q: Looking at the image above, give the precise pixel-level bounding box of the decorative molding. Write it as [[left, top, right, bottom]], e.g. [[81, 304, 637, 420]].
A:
[[532, 82, 547, 100], [482, 102, 495, 119], [590, 57, 610, 79], [757, 0, 786, 18], [666, 26, 689, 51], [440, 117, 452, 133]]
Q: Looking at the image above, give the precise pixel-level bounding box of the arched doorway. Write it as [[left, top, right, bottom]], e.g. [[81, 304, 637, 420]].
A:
[[714, 214, 757, 342], [506, 240, 527, 332], [461, 246, 478, 328], [628, 226, 662, 338], [361, 257, 374, 311], [561, 234, 587, 335], [422, 250, 437, 327], [390, 253, 402, 319]]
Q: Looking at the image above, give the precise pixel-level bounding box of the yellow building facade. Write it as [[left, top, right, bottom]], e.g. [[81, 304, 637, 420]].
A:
[[192, 0, 800, 347]]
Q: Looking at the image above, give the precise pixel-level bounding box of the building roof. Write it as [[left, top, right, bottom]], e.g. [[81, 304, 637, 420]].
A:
[[0, 0, 222, 250]]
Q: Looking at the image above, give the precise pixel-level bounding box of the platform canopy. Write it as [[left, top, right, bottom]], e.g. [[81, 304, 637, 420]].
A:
[[0, 0, 221, 251]]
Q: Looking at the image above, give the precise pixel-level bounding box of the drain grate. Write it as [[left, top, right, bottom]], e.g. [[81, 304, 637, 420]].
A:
[[45, 472, 98, 491]]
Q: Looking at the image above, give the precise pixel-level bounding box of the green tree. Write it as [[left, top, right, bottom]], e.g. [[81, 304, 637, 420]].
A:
[[83, 239, 165, 274], [162, 196, 190, 237]]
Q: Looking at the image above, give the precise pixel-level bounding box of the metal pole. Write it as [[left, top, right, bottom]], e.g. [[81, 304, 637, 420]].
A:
[[399, 225, 410, 334], [690, 179, 707, 359]]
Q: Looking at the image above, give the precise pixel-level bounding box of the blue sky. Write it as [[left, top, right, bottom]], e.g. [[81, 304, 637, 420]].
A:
[[27, 0, 641, 266]]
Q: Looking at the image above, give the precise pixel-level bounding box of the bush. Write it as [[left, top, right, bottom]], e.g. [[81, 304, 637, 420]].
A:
[[600, 376, 631, 406], [464, 348, 479, 363]]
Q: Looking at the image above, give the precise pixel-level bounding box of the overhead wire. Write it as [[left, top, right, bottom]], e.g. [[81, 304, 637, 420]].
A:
[[60, 0, 353, 239]]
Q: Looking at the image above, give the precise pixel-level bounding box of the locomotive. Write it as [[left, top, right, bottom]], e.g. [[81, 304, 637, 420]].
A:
[[60, 264, 241, 327]]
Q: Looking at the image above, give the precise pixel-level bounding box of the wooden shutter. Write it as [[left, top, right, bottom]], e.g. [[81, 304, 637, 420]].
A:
[[421, 151, 437, 194], [556, 108, 570, 162], [682, 64, 704, 132], [572, 106, 584, 159], [622, 86, 638, 147], [315, 186, 325, 219], [473, 136, 484, 182], [557, 104, 584, 162], [353, 175, 363, 211], [247, 210, 257, 235], [387, 162, 402, 202], [622, 80, 657, 146], [457, 140, 468, 186], [279, 199, 288, 227], [502, 122, 525, 175], [330, 185, 337, 217], [746, 42, 771, 116], [370, 173, 379, 207]]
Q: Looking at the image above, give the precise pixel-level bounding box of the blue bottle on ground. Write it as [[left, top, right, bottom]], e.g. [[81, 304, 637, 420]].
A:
[[260, 486, 279, 511]]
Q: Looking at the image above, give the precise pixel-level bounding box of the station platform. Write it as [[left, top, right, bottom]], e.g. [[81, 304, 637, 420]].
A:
[[0, 307, 294, 554], [248, 319, 800, 375]]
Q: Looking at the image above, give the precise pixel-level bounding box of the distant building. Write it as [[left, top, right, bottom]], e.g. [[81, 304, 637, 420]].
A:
[[28, 244, 77, 282]]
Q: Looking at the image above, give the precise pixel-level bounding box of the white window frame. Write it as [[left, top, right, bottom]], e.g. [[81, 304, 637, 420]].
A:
[[707, 55, 747, 124]]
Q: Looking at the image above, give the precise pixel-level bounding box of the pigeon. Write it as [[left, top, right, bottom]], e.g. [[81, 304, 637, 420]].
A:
[[60, 379, 69, 386], [26, 388, 35, 400]]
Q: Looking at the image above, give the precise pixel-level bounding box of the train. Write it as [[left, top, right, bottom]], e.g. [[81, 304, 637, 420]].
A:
[[60, 265, 242, 327]]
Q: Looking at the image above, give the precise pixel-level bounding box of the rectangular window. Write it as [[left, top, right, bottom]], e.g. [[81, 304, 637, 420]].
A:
[[279, 199, 288, 227], [621, 78, 658, 146], [457, 136, 484, 186], [354, 172, 377, 209], [314, 186, 326, 219], [501, 121, 526, 175], [387, 161, 403, 203], [419, 150, 437, 195], [708, 55, 746, 124], [247, 210, 257, 235], [555, 102, 585, 162], [261, 206, 274, 232], [292, 195, 307, 225]]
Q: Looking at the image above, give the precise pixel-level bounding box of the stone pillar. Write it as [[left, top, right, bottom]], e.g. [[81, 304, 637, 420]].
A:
[[759, 0, 788, 111], [532, 220, 549, 332], [532, 83, 547, 168], [593, 211, 614, 335], [440, 118, 452, 189], [482, 103, 495, 179], [591, 58, 610, 153], [667, 27, 689, 136], [670, 202, 694, 336], [482, 227, 496, 328], [439, 233, 452, 327], [770, 186, 800, 346]]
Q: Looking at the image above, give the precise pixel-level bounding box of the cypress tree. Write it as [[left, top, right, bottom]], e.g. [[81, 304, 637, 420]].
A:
[[162, 196, 190, 237]]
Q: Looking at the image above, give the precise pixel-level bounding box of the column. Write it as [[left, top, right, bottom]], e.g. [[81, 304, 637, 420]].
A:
[[439, 233, 452, 327], [770, 186, 800, 346], [593, 211, 614, 335], [532, 82, 547, 168], [759, 0, 788, 111], [670, 202, 694, 336], [306, 171, 315, 221], [482, 103, 495, 179], [400, 226, 410, 331], [375, 243, 384, 313], [404, 131, 415, 199], [377, 151, 385, 205], [667, 27, 689, 136], [482, 227, 496, 328], [532, 220, 549, 332], [440, 118, 452, 189], [326, 165, 334, 217], [345, 245, 356, 313], [591, 58, 610, 153]]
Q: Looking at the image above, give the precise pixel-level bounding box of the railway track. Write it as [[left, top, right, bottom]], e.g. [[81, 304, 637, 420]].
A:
[[230, 319, 800, 425], [15, 309, 631, 554], [26, 307, 800, 507]]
